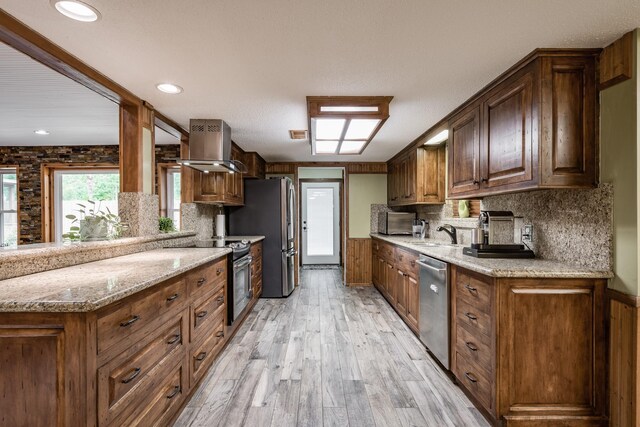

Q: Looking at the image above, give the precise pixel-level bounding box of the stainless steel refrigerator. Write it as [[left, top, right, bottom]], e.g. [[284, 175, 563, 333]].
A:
[[229, 178, 296, 297]]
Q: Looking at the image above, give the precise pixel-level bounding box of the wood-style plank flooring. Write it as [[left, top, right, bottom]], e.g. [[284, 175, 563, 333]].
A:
[[173, 267, 488, 427]]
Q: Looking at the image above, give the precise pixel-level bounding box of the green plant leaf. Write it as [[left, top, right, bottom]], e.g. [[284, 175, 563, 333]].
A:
[[65, 214, 77, 220]]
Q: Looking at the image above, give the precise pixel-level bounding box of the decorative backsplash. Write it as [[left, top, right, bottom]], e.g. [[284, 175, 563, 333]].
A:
[[372, 183, 613, 271]]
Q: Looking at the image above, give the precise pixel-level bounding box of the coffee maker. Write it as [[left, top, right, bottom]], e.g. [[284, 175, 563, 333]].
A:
[[463, 210, 535, 258]]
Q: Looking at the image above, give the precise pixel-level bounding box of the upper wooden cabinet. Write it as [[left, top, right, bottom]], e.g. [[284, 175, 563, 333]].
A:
[[447, 50, 599, 199], [387, 146, 445, 206], [243, 151, 266, 179], [194, 145, 244, 205]]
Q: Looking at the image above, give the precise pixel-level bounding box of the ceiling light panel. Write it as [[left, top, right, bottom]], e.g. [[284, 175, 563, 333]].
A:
[[314, 140, 339, 154], [156, 83, 183, 94], [314, 119, 346, 140], [52, 0, 100, 22], [339, 140, 366, 154], [344, 119, 380, 140]]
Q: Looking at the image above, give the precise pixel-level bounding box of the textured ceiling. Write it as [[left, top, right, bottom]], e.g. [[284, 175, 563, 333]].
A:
[[1, 1, 639, 159]]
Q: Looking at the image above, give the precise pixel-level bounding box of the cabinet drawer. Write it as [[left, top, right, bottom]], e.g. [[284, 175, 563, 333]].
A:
[[455, 270, 492, 314], [97, 315, 185, 425], [396, 248, 418, 278], [97, 278, 186, 355], [187, 258, 226, 301], [456, 298, 492, 338], [190, 317, 226, 387], [190, 289, 225, 343], [455, 322, 492, 376], [455, 352, 492, 411], [380, 242, 395, 262], [121, 361, 186, 427]]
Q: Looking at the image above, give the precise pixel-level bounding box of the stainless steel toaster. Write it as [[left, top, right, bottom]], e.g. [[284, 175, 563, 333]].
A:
[[378, 212, 416, 235]]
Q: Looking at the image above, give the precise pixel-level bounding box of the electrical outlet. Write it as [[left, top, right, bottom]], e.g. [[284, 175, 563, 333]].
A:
[[521, 224, 533, 242]]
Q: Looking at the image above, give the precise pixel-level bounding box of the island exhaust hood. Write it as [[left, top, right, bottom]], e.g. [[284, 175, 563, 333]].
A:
[[177, 119, 247, 173]]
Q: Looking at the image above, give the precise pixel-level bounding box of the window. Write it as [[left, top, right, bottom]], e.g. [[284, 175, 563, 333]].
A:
[[0, 168, 18, 247], [53, 169, 119, 242], [166, 169, 181, 229]]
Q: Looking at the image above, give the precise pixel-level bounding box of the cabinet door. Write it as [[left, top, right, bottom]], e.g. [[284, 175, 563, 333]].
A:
[[481, 70, 535, 190], [539, 55, 597, 187], [396, 270, 408, 316], [403, 151, 417, 203], [406, 274, 419, 328], [386, 262, 396, 305], [194, 172, 224, 202], [448, 105, 481, 196], [387, 162, 398, 205], [419, 146, 446, 203]]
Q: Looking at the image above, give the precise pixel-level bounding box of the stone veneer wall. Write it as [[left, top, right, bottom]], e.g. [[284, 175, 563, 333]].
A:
[[377, 184, 613, 271], [0, 146, 119, 244], [0, 144, 181, 244]]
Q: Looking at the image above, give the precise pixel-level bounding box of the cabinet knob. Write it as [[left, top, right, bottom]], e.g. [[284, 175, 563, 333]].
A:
[[216, 268, 224, 275], [195, 351, 207, 362], [166, 293, 179, 302], [197, 277, 206, 286], [473, 180, 479, 185], [121, 367, 141, 384], [481, 178, 488, 183], [215, 330, 224, 338], [464, 372, 478, 383], [196, 310, 208, 319], [465, 342, 478, 352], [120, 315, 140, 328], [217, 296, 224, 304], [464, 284, 477, 293], [465, 312, 477, 321], [166, 334, 181, 345]]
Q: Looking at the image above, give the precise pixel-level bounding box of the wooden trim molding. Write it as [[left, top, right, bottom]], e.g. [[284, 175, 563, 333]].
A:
[[600, 31, 634, 90], [608, 287, 640, 427], [266, 162, 387, 174]]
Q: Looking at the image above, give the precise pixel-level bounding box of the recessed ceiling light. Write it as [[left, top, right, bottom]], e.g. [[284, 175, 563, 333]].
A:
[[34, 129, 50, 135], [156, 83, 183, 94], [51, 0, 101, 22]]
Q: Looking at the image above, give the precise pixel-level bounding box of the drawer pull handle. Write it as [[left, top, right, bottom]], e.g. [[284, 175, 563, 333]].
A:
[[167, 334, 181, 345], [217, 296, 224, 304], [166, 293, 179, 302], [196, 310, 208, 319], [465, 372, 478, 383], [195, 351, 207, 362], [120, 315, 140, 328], [465, 312, 477, 321], [197, 278, 206, 286], [465, 342, 478, 352], [215, 330, 224, 338], [122, 368, 141, 384], [216, 268, 224, 275], [465, 284, 477, 293], [166, 386, 181, 399]]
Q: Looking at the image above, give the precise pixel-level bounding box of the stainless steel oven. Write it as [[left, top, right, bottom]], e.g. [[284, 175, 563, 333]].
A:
[[230, 252, 252, 323]]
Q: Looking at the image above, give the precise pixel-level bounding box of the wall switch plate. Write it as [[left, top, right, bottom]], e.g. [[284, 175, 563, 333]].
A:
[[521, 224, 533, 242]]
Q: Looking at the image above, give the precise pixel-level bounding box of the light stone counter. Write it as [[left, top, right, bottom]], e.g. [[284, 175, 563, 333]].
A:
[[371, 233, 612, 279], [225, 236, 265, 244], [0, 247, 230, 313]]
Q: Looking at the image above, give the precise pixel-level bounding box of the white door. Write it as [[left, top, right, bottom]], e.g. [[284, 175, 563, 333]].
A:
[[301, 182, 340, 265]]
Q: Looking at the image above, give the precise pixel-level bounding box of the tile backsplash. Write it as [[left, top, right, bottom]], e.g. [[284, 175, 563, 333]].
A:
[[373, 183, 613, 271]]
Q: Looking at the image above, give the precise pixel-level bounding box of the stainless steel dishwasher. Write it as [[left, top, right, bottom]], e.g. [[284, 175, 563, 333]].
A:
[[417, 255, 450, 369]]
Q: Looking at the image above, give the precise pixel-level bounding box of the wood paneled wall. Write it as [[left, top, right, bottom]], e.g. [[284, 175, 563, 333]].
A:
[[346, 238, 372, 286], [609, 289, 640, 427]]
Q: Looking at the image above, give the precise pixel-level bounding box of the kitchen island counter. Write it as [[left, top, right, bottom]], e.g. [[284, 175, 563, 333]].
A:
[[0, 247, 231, 312]]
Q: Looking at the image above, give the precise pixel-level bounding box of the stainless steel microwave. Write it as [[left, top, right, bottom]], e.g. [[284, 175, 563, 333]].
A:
[[378, 212, 416, 235]]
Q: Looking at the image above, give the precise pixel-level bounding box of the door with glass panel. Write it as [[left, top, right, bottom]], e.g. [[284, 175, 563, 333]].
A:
[[301, 182, 340, 265]]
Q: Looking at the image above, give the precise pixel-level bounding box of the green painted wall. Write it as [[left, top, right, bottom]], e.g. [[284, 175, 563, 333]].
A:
[[601, 29, 639, 296], [348, 174, 387, 238], [298, 167, 344, 179]]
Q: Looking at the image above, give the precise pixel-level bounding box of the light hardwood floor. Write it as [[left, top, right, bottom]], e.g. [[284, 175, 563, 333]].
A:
[[173, 267, 488, 427]]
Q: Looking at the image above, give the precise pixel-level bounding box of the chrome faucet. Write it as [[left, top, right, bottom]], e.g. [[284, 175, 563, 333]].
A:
[[436, 224, 457, 244]]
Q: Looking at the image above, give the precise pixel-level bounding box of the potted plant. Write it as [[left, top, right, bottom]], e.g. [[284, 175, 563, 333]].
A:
[[63, 200, 128, 242], [159, 216, 176, 233]]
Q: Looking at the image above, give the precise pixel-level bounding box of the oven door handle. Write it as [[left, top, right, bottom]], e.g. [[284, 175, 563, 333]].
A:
[[234, 256, 253, 270]]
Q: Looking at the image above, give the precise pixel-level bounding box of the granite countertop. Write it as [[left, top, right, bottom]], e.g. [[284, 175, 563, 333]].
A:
[[0, 247, 231, 313], [225, 236, 265, 244], [371, 234, 613, 279]]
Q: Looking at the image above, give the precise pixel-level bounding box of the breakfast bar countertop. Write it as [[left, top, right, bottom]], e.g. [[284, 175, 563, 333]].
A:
[[0, 247, 231, 313], [371, 233, 613, 279]]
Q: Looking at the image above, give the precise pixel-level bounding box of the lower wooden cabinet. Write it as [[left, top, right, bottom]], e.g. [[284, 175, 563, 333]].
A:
[[451, 265, 608, 426], [371, 238, 420, 333], [250, 241, 263, 297], [0, 255, 236, 427]]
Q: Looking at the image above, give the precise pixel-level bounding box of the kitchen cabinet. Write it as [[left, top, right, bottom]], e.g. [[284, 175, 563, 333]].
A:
[[371, 238, 419, 333], [194, 145, 244, 205], [387, 146, 445, 206], [0, 256, 234, 427], [451, 265, 607, 426], [447, 50, 599, 198], [243, 151, 266, 179], [250, 241, 263, 297]]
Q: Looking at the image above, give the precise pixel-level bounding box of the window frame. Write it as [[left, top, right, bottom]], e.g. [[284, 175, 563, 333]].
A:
[[0, 166, 19, 246], [165, 167, 181, 229]]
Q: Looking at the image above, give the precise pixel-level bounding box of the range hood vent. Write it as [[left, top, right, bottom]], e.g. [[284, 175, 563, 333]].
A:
[[177, 119, 247, 173]]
